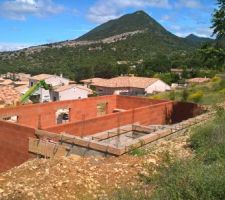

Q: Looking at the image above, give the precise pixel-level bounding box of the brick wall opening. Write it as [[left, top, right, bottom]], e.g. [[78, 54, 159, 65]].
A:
[[56, 108, 70, 124]]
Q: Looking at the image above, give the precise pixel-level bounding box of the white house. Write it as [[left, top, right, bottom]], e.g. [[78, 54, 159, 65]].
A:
[[29, 74, 70, 102], [52, 84, 93, 101], [81, 76, 171, 96]]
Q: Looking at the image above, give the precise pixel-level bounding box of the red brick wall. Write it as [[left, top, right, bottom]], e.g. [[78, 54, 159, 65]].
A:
[[116, 95, 169, 109], [0, 95, 117, 129], [45, 102, 174, 136], [0, 121, 35, 172], [171, 102, 203, 123], [0, 96, 203, 173]]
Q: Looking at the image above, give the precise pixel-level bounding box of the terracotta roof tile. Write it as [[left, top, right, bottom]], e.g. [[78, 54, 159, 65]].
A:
[[31, 74, 53, 81], [89, 76, 159, 89], [54, 84, 93, 94], [0, 86, 20, 105], [187, 78, 211, 83], [80, 78, 107, 84]]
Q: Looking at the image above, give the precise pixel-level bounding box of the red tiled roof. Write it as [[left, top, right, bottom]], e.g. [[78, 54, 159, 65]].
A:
[[54, 84, 93, 94], [31, 74, 53, 80], [187, 78, 211, 83], [0, 86, 20, 105], [80, 78, 107, 84], [88, 76, 159, 89]]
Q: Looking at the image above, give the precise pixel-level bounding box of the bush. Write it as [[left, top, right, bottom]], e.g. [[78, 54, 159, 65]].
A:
[[149, 159, 225, 200], [129, 148, 147, 157], [151, 95, 162, 100], [181, 89, 189, 102], [188, 91, 204, 103], [211, 78, 225, 91], [169, 90, 175, 100], [190, 108, 225, 163]]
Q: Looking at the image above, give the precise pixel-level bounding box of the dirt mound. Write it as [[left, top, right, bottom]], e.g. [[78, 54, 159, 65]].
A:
[[0, 134, 191, 200]]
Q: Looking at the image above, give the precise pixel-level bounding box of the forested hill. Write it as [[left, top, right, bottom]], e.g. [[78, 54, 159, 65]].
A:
[[0, 11, 213, 81], [185, 34, 214, 46], [77, 11, 173, 41]]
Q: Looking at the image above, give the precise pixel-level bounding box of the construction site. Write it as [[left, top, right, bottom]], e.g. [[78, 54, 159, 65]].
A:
[[0, 95, 204, 173]]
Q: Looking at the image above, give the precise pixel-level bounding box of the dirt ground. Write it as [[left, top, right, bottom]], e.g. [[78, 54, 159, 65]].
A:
[[0, 132, 192, 200]]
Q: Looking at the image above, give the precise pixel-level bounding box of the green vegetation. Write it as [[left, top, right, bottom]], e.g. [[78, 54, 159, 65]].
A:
[[187, 91, 204, 103], [199, 0, 225, 68], [113, 109, 225, 200], [150, 77, 225, 105], [129, 148, 148, 157], [0, 11, 222, 81]]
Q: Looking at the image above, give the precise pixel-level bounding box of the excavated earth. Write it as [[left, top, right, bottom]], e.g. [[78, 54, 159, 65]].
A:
[[0, 132, 192, 200]]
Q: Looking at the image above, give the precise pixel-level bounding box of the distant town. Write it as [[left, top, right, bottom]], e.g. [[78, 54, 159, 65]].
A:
[[0, 71, 212, 108]]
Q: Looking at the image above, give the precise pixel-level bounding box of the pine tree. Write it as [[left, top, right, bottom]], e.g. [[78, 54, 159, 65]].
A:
[[211, 0, 225, 39]]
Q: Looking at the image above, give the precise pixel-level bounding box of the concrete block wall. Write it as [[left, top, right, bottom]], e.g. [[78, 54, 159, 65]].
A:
[[0, 121, 36, 172]]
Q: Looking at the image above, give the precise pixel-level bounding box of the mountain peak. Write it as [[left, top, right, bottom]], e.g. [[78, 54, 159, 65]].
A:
[[186, 34, 213, 44], [77, 10, 166, 41], [133, 10, 149, 15]]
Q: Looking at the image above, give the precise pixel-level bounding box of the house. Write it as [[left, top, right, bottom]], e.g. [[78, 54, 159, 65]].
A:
[[52, 84, 93, 101], [13, 81, 29, 87], [15, 85, 29, 95], [29, 74, 70, 102], [0, 79, 13, 86], [186, 77, 211, 84], [1, 72, 31, 81], [83, 76, 171, 96]]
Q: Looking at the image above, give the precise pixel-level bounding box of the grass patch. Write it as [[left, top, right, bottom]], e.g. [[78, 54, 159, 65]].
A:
[[129, 148, 148, 157], [150, 77, 225, 105], [114, 108, 225, 200]]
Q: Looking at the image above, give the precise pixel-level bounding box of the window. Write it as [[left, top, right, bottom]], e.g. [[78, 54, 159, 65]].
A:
[[56, 108, 70, 124], [2, 115, 18, 123], [97, 102, 108, 116]]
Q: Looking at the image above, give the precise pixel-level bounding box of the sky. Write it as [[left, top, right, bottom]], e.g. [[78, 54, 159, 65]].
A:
[[0, 0, 218, 51]]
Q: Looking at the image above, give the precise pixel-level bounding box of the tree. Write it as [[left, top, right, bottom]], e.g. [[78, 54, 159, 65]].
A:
[[211, 0, 225, 39], [198, 1, 225, 69]]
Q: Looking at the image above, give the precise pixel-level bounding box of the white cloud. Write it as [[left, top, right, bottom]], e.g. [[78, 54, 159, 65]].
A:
[[0, 0, 65, 20], [87, 0, 171, 23], [175, 27, 213, 38], [161, 14, 171, 21], [0, 42, 33, 52], [175, 0, 202, 9]]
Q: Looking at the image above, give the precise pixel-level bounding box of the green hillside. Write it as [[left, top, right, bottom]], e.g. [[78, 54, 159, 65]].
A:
[[77, 11, 173, 41], [0, 11, 214, 81], [185, 34, 214, 47]]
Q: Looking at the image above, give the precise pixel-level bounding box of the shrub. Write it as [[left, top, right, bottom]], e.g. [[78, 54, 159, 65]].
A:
[[181, 89, 189, 102], [129, 148, 147, 157], [149, 159, 225, 200], [212, 76, 221, 82], [211, 78, 225, 91], [188, 91, 204, 103], [151, 95, 161, 100], [169, 90, 175, 100], [190, 108, 225, 163]]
